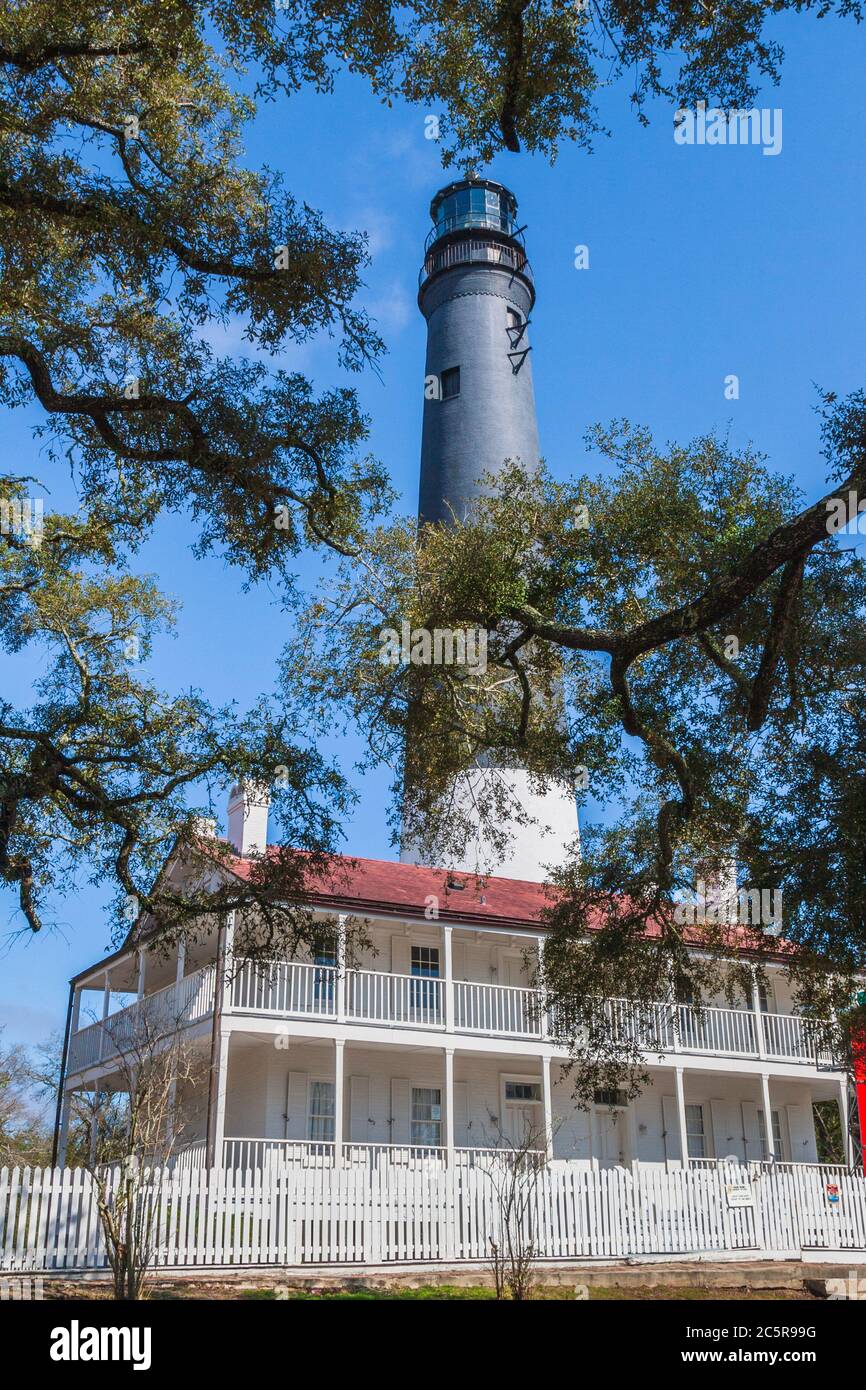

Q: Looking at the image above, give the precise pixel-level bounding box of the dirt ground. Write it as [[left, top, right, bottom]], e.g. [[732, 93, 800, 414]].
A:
[[37, 1278, 821, 1301]]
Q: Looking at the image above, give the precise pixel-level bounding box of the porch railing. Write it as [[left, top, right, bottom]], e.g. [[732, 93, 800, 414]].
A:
[[223, 958, 839, 1068], [347, 971, 443, 1028], [221, 1139, 547, 1171], [67, 964, 216, 1073], [454, 979, 542, 1037], [223, 1138, 335, 1171], [232, 959, 336, 1017]]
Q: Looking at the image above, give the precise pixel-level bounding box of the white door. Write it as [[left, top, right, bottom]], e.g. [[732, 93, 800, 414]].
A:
[[594, 1107, 627, 1166], [507, 1103, 538, 1147], [505, 956, 526, 988]]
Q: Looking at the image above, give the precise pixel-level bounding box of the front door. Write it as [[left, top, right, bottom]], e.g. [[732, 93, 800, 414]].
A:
[[503, 1078, 543, 1149], [594, 1106, 627, 1166]]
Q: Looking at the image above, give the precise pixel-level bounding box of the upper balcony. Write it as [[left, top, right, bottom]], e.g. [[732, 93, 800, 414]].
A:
[[64, 951, 839, 1078], [229, 959, 838, 1070], [67, 965, 216, 1074]]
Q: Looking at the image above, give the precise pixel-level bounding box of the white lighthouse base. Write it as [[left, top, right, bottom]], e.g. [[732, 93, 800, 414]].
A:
[[400, 768, 580, 883]]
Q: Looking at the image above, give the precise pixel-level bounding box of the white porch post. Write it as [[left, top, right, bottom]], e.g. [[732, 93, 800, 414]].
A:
[[838, 1077, 852, 1167], [334, 1039, 345, 1161], [57, 1089, 72, 1167], [442, 924, 454, 1032], [335, 913, 347, 1023], [222, 911, 236, 1011], [98, 969, 111, 1062], [537, 935, 549, 1039], [444, 1047, 455, 1162], [674, 1065, 689, 1167], [760, 1072, 776, 1161], [88, 1091, 99, 1167], [541, 1054, 554, 1160], [136, 949, 146, 1001], [166, 944, 185, 1145], [751, 972, 767, 1060], [211, 1025, 230, 1167], [71, 986, 82, 1035]]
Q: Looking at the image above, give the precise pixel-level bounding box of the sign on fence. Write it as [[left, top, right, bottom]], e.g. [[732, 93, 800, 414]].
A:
[[725, 1180, 754, 1209]]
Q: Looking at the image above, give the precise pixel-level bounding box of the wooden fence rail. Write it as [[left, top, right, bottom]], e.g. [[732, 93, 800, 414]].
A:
[[2, 1162, 865, 1272]]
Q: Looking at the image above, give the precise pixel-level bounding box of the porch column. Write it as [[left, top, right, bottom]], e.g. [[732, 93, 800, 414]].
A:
[[760, 1072, 776, 1161], [674, 1065, 689, 1167], [541, 1054, 554, 1160], [167, 944, 185, 1146], [88, 1091, 99, 1167], [838, 1077, 852, 1168], [136, 949, 146, 1001], [444, 1047, 455, 1162], [335, 913, 347, 1023], [221, 911, 236, 1012], [57, 1088, 72, 1167], [442, 923, 454, 1031], [751, 971, 767, 1060], [334, 1039, 345, 1161], [98, 969, 111, 1062], [175, 938, 186, 986], [537, 935, 549, 1039], [209, 1025, 230, 1167], [71, 986, 82, 1035]]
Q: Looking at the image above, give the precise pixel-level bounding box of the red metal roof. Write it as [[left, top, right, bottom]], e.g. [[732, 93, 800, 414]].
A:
[[230, 848, 555, 929], [228, 845, 792, 957]]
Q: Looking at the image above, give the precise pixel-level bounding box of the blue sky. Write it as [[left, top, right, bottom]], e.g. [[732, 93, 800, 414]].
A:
[[2, 13, 865, 1048]]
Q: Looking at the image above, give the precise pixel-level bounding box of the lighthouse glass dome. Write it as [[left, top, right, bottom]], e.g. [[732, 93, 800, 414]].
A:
[[428, 181, 518, 243]]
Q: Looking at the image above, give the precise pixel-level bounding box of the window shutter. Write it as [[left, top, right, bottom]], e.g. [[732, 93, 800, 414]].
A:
[[349, 1075, 371, 1144], [785, 1104, 814, 1163], [741, 1102, 763, 1160], [452, 940, 466, 980], [661, 1096, 681, 1161], [390, 1078, 411, 1143], [286, 1071, 308, 1141], [391, 936, 411, 976]]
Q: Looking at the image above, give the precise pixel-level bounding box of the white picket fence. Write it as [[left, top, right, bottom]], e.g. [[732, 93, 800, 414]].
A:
[[2, 1162, 866, 1272]]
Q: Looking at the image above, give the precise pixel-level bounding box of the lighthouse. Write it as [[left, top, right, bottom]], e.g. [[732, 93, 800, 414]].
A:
[[401, 176, 579, 882]]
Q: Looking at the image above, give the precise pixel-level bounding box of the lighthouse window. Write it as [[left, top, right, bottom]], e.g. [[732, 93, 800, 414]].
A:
[[507, 308, 522, 329], [440, 366, 460, 399]]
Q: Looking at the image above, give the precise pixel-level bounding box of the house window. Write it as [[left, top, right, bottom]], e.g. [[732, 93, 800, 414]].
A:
[[411, 945, 439, 1011], [757, 982, 774, 1013], [308, 1080, 335, 1143], [313, 935, 336, 1007], [440, 366, 460, 399], [593, 1088, 629, 1108], [685, 1103, 707, 1158], [411, 946, 440, 977], [411, 1086, 441, 1146], [758, 1109, 785, 1161], [505, 1081, 541, 1103]]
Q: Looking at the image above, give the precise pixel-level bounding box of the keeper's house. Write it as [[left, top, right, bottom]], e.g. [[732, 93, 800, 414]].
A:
[[56, 786, 864, 1179]]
